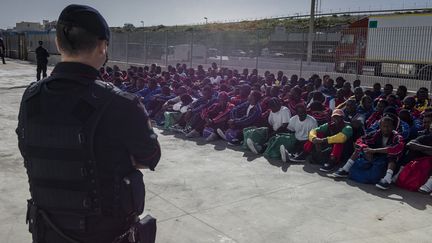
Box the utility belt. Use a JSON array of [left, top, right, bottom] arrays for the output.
[[26, 170, 155, 243]]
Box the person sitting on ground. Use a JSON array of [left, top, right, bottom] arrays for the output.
[[308, 101, 330, 126], [164, 94, 195, 130], [245, 98, 291, 154], [366, 99, 389, 128], [137, 77, 161, 107], [396, 85, 408, 101], [398, 109, 421, 141], [401, 96, 421, 119], [217, 91, 262, 145], [179, 85, 217, 133], [322, 78, 337, 97], [335, 76, 345, 89], [342, 82, 353, 99], [333, 116, 404, 190], [414, 87, 431, 112], [337, 87, 364, 109], [367, 106, 410, 141], [186, 91, 234, 140], [376, 83, 394, 101], [417, 112, 432, 136], [147, 85, 176, 119], [231, 84, 251, 105], [278, 104, 318, 162], [343, 98, 365, 141], [370, 82, 382, 101], [327, 88, 346, 111], [398, 124, 432, 194], [353, 79, 361, 89], [357, 95, 374, 122], [283, 86, 305, 116], [303, 109, 354, 172]]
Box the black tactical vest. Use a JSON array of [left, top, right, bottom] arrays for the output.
[[18, 74, 144, 235]]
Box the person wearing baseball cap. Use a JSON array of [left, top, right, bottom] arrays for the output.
[[17, 4, 160, 243], [302, 109, 354, 172]]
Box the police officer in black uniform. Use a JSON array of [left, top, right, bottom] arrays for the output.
[[16, 4, 160, 243], [36, 40, 49, 80], [0, 37, 5, 64]]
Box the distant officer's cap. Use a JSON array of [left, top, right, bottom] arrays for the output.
[[57, 4, 110, 41]]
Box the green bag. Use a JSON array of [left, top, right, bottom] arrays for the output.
[[163, 112, 181, 129], [263, 133, 297, 159], [242, 127, 269, 150]]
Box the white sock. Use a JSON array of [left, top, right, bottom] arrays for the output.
[[342, 159, 355, 172], [392, 166, 404, 183], [421, 176, 432, 190], [383, 169, 394, 183]]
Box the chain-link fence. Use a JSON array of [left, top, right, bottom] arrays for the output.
[[3, 23, 432, 92]]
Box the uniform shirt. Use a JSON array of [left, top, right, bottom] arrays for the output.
[[287, 115, 318, 141], [16, 62, 161, 241], [268, 106, 291, 131]]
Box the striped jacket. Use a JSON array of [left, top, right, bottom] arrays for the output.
[[356, 130, 404, 161], [230, 102, 262, 127]]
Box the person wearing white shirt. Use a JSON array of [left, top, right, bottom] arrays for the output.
[[280, 104, 318, 162], [246, 98, 291, 154]]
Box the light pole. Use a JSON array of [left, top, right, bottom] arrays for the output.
[[204, 17, 208, 24], [140, 20, 144, 28], [307, 0, 316, 65]]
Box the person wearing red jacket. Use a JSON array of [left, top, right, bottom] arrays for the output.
[[334, 116, 405, 190], [186, 91, 235, 141]]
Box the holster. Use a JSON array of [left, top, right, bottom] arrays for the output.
[[129, 215, 157, 243], [26, 199, 40, 242]]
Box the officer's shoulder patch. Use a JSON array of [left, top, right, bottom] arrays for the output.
[[93, 80, 137, 102], [113, 88, 137, 102], [23, 81, 42, 101]]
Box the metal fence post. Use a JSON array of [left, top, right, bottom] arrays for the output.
[[190, 29, 194, 68], [144, 32, 148, 65], [255, 30, 259, 70], [300, 32, 305, 78], [165, 32, 168, 67], [126, 32, 129, 65], [219, 32, 223, 68]]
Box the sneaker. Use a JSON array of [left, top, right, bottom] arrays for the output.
[[186, 129, 200, 138], [280, 145, 288, 163], [228, 139, 240, 146], [333, 169, 349, 178], [375, 179, 390, 190], [246, 138, 262, 154], [418, 184, 432, 194], [170, 124, 184, 132], [319, 163, 336, 172], [289, 151, 307, 163], [216, 128, 227, 141], [205, 132, 219, 142]]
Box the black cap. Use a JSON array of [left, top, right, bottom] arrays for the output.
[[57, 4, 110, 41]]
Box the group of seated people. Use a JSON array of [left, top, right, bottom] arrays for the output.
[[99, 62, 432, 194]]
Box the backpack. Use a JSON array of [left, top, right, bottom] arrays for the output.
[[349, 155, 388, 184], [396, 156, 432, 191]]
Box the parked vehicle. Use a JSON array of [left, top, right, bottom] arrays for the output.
[[335, 14, 432, 80]]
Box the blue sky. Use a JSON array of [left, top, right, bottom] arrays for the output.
[[1, 0, 431, 29]]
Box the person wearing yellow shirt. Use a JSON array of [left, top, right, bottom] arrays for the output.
[[304, 109, 354, 172]]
